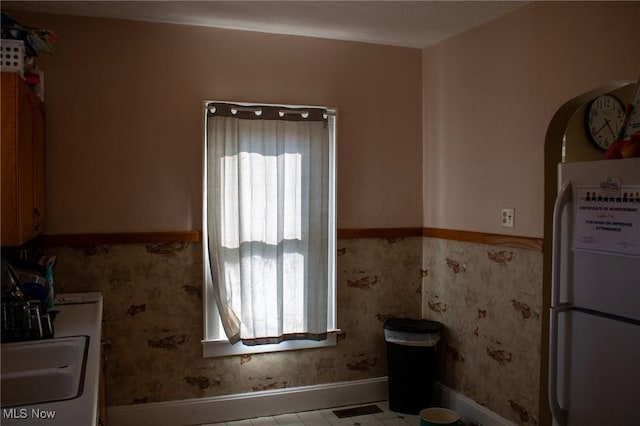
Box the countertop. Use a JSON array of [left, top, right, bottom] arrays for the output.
[[2, 292, 103, 426]]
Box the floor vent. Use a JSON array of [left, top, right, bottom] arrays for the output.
[[333, 404, 383, 418]]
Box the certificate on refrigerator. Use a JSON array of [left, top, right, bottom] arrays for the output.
[[573, 185, 640, 257]]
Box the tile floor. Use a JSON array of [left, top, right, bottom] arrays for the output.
[[199, 401, 420, 425]]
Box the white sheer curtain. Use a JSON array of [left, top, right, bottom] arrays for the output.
[[206, 103, 329, 345]]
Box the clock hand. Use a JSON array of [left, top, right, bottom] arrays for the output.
[[593, 120, 610, 136], [605, 119, 618, 138]]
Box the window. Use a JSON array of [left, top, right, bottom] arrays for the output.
[[202, 101, 337, 357]]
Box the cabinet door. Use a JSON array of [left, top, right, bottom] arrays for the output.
[[0, 73, 45, 246], [18, 83, 36, 241], [32, 91, 46, 234], [1, 74, 20, 244]]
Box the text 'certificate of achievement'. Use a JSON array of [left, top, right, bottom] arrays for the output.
[[573, 185, 640, 257]]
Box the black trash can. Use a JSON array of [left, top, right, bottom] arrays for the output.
[[384, 318, 442, 414]]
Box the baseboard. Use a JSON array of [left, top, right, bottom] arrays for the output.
[[108, 378, 515, 426], [107, 377, 389, 426], [433, 382, 516, 426]]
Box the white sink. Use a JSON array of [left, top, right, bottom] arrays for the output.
[[1, 336, 88, 407]]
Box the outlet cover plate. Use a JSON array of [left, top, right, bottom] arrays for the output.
[[501, 208, 515, 227]]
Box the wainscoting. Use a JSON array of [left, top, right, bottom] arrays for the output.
[[41, 228, 540, 425]]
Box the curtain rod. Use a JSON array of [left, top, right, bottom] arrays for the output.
[[206, 102, 334, 121]]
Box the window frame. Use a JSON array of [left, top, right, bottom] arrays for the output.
[[201, 100, 338, 358]]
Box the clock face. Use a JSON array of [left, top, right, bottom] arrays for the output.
[[585, 94, 626, 150]]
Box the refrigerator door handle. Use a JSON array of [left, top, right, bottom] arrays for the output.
[[550, 180, 571, 426], [551, 180, 571, 307], [549, 307, 567, 426]]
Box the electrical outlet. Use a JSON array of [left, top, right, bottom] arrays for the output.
[[501, 208, 515, 228]]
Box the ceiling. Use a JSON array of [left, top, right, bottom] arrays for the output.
[[2, 1, 527, 49]]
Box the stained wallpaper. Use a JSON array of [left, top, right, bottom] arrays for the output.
[[422, 238, 542, 425], [44, 238, 422, 404], [44, 236, 541, 425]]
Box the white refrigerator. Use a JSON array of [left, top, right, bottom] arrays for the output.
[[550, 157, 640, 425]]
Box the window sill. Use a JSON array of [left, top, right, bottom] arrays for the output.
[[202, 330, 339, 358]]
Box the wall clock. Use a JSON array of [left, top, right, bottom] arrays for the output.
[[584, 94, 626, 150]]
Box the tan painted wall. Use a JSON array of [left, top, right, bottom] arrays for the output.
[[422, 1, 640, 238], [8, 11, 423, 233]]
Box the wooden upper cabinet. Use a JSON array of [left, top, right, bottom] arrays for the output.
[[1, 72, 46, 246]]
